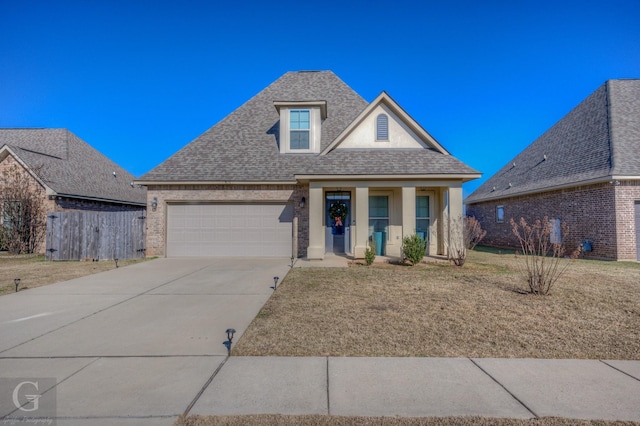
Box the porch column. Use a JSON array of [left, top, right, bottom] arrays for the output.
[[448, 184, 464, 256], [307, 184, 325, 259], [354, 185, 369, 258], [438, 188, 447, 255], [402, 186, 416, 239]]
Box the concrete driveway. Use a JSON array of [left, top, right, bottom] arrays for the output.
[[0, 257, 291, 425]]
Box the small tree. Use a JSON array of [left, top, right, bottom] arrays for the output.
[[448, 216, 466, 267], [0, 163, 47, 254], [465, 216, 487, 250], [402, 234, 426, 266], [510, 216, 576, 295]]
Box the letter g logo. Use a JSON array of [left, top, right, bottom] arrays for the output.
[[12, 380, 41, 412]]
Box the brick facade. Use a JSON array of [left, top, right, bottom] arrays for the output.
[[613, 181, 640, 260], [145, 184, 309, 258], [466, 182, 638, 260]]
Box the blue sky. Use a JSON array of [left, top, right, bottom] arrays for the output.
[[1, 1, 639, 197]]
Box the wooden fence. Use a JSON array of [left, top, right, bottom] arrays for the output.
[[46, 210, 146, 261]]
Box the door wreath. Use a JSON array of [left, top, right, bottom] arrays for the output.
[[329, 202, 349, 222]]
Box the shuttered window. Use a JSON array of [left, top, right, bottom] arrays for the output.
[[376, 114, 389, 141]]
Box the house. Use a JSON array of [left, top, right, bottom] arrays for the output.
[[137, 71, 480, 259], [0, 128, 147, 253], [465, 79, 640, 261]]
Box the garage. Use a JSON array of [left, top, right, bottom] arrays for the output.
[[166, 203, 293, 257]]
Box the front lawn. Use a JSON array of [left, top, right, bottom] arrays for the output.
[[0, 254, 148, 295], [233, 250, 640, 359]]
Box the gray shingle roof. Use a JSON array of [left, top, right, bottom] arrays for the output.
[[0, 128, 146, 205], [140, 71, 478, 182], [466, 79, 640, 204]]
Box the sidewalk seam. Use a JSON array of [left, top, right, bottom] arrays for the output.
[[326, 356, 331, 415], [3, 356, 100, 419], [599, 360, 640, 383], [468, 358, 538, 418], [183, 355, 229, 416]]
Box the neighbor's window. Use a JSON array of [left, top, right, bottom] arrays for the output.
[[496, 205, 504, 223], [550, 218, 562, 244], [290, 109, 310, 150], [376, 114, 389, 141]]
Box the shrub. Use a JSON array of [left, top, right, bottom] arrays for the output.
[[447, 217, 466, 267], [510, 216, 577, 295], [402, 234, 426, 266], [364, 239, 376, 266], [465, 216, 487, 250], [448, 216, 488, 267]]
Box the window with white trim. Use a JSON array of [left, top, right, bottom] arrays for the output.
[[290, 110, 310, 150], [416, 195, 430, 247], [277, 106, 322, 154], [376, 114, 389, 141]]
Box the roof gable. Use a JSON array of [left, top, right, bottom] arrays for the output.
[[0, 129, 146, 205], [322, 92, 449, 155]]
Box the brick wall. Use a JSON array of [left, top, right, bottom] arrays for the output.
[[145, 184, 309, 257], [0, 155, 50, 253], [466, 182, 620, 259], [614, 181, 640, 261]]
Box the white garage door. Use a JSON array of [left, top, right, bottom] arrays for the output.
[[167, 203, 293, 257]]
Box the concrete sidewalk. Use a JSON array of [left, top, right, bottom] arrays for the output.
[[191, 356, 640, 421]]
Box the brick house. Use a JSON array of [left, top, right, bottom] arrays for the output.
[[0, 128, 147, 253], [465, 80, 640, 260], [137, 71, 480, 259]]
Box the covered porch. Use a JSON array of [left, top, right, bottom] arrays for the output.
[[304, 179, 463, 260]]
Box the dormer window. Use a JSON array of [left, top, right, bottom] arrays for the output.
[[274, 100, 327, 154], [290, 110, 310, 150], [376, 114, 389, 141]]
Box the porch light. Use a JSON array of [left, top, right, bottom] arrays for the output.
[[271, 276, 279, 290], [14, 278, 20, 293], [299, 197, 306, 208], [151, 197, 158, 211]]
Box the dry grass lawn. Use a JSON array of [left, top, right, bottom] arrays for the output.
[[0, 254, 149, 295], [234, 250, 640, 359]]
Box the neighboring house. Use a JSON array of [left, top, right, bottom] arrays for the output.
[[0, 128, 147, 253], [137, 71, 480, 259], [466, 79, 640, 261]]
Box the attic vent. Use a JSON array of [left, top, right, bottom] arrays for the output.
[[376, 114, 389, 141]]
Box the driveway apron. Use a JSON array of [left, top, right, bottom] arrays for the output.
[[0, 257, 291, 425]]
